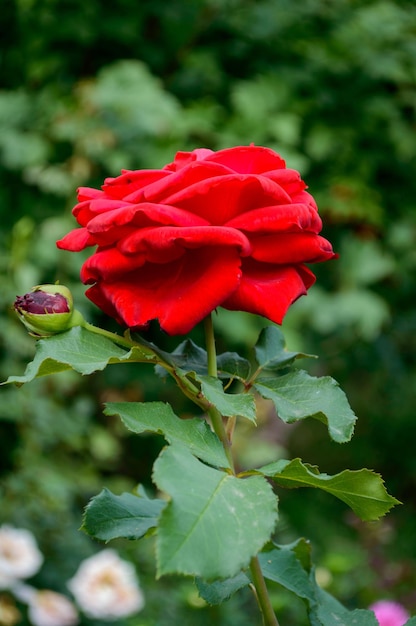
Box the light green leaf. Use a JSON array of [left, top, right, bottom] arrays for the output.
[[153, 445, 278, 579], [105, 401, 231, 469], [254, 369, 356, 443], [198, 375, 257, 423], [257, 458, 400, 521], [82, 488, 166, 541], [4, 326, 160, 385], [195, 572, 250, 605], [254, 326, 314, 372]]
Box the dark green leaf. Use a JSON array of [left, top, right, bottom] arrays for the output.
[[82, 487, 165, 541], [254, 326, 314, 372], [105, 401, 231, 469], [154, 338, 207, 378], [154, 340, 251, 382], [254, 369, 356, 443], [195, 572, 250, 605], [153, 444, 278, 579], [257, 458, 400, 521], [217, 352, 251, 381]]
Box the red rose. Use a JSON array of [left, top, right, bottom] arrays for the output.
[[57, 145, 336, 335]]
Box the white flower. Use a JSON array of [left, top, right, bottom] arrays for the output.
[[0, 526, 43, 589], [27, 590, 79, 626], [67, 550, 144, 619]]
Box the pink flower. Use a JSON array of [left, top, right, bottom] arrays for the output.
[[27, 590, 79, 626], [67, 550, 144, 619], [370, 600, 410, 626], [0, 526, 43, 589]]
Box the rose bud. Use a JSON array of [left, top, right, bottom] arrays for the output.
[[14, 284, 85, 337]]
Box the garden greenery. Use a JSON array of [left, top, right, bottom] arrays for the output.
[[1, 1, 416, 624]]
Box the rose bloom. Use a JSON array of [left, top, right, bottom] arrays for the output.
[[57, 145, 336, 335], [67, 550, 144, 619], [27, 591, 79, 626], [369, 600, 410, 626], [0, 526, 43, 589]]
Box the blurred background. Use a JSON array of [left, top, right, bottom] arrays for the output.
[[1, 0, 416, 624]]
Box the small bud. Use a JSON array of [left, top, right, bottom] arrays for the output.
[[14, 285, 85, 337]]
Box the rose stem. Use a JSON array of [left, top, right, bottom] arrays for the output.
[[203, 315, 280, 626], [249, 556, 280, 626], [203, 314, 234, 471]]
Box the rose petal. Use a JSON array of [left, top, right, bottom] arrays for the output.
[[73, 198, 131, 226], [205, 145, 286, 174], [163, 174, 292, 224], [119, 226, 251, 258], [124, 160, 235, 204], [261, 168, 307, 196], [85, 247, 242, 335], [57, 228, 96, 251], [223, 260, 316, 324], [87, 202, 209, 234], [290, 189, 318, 210], [80, 247, 148, 283], [102, 169, 170, 200], [77, 187, 104, 202], [226, 204, 322, 234], [163, 149, 215, 172], [249, 233, 336, 264]]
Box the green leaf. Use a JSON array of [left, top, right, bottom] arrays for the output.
[[259, 542, 379, 626], [105, 401, 231, 469], [198, 375, 257, 423], [254, 326, 314, 372], [258, 541, 315, 602], [254, 369, 356, 443], [257, 458, 400, 521], [404, 619, 416, 625], [217, 352, 251, 381], [153, 444, 278, 579], [195, 572, 250, 605], [154, 340, 251, 382], [311, 587, 379, 626], [154, 338, 208, 378], [4, 326, 160, 385], [82, 488, 166, 541]]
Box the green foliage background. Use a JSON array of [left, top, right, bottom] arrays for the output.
[[1, 0, 416, 623]]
